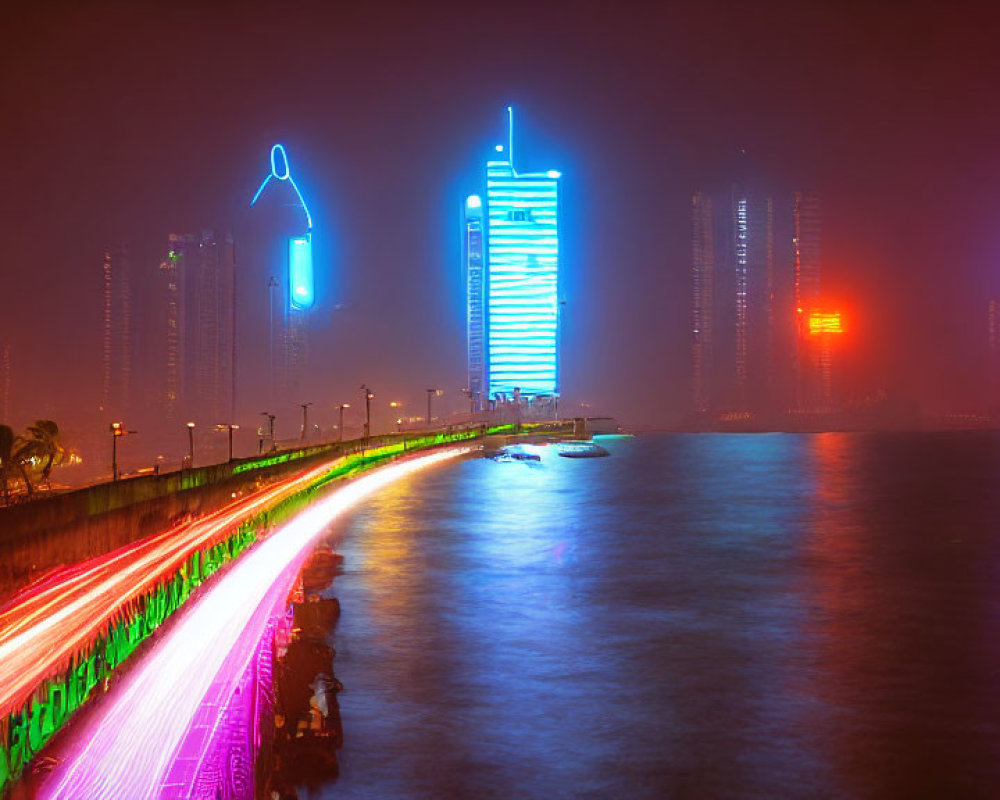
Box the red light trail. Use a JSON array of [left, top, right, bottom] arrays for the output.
[[42, 448, 468, 799], [0, 456, 346, 723]]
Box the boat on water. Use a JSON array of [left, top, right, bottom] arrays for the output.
[[555, 441, 611, 458], [488, 444, 542, 462]]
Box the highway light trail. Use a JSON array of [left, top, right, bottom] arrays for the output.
[[0, 456, 345, 723], [43, 447, 468, 800]]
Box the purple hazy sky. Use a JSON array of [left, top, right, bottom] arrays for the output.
[[2, 0, 999, 431]]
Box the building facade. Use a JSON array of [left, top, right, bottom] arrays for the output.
[[792, 191, 824, 409], [464, 195, 486, 409], [0, 344, 10, 423], [691, 192, 715, 413], [465, 107, 561, 407], [158, 231, 235, 422], [101, 243, 132, 417]]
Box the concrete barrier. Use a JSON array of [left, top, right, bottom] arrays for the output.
[[0, 422, 574, 600]]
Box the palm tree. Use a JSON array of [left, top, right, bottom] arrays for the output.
[[28, 420, 64, 486], [14, 420, 65, 495], [0, 424, 13, 505]]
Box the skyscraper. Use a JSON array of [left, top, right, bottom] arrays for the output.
[[691, 192, 715, 413], [732, 192, 750, 408], [159, 237, 186, 422], [101, 244, 132, 417], [158, 231, 235, 422], [793, 192, 823, 409], [465, 107, 561, 407], [1, 344, 10, 423], [988, 299, 999, 413], [464, 195, 486, 410]]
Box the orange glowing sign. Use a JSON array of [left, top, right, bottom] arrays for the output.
[[808, 312, 843, 335]]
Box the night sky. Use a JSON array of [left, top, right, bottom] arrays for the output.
[[2, 0, 999, 436]]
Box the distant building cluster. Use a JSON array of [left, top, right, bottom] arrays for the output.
[[689, 185, 837, 424], [100, 233, 237, 426], [97, 143, 317, 458]]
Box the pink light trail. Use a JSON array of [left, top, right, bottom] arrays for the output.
[[42, 447, 468, 800], [0, 456, 346, 722]]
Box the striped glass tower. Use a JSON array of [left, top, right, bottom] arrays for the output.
[[478, 106, 561, 400]]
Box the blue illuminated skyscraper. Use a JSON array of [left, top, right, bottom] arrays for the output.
[[465, 107, 561, 408]]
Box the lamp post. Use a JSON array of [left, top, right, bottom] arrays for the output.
[[186, 422, 196, 467], [225, 424, 239, 461], [299, 402, 313, 442], [110, 422, 124, 481], [260, 411, 276, 452], [361, 385, 373, 440], [337, 403, 349, 442], [426, 388, 441, 429]]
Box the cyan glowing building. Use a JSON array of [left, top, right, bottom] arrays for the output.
[[466, 107, 561, 405]]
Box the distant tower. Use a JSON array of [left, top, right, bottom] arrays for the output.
[[691, 192, 714, 412], [159, 231, 236, 422], [100, 244, 132, 416], [159, 237, 188, 421], [733, 192, 750, 409], [793, 191, 823, 409], [465, 195, 486, 411], [0, 344, 10, 422], [195, 230, 236, 422], [761, 198, 776, 412], [465, 107, 561, 410], [989, 299, 1000, 413]]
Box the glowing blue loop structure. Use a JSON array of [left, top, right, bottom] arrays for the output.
[[251, 144, 312, 230], [250, 143, 315, 310], [465, 106, 561, 402]]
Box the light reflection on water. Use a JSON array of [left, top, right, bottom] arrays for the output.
[[303, 433, 1000, 798]]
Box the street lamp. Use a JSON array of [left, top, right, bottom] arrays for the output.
[[426, 388, 442, 429], [337, 403, 350, 442], [110, 422, 125, 481], [260, 411, 276, 452], [360, 385, 374, 440], [299, 402, 313, 442], [185, 422, 196, 467], [219, 423, 239, 461]]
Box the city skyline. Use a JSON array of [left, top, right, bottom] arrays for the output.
[[2, 2, 999, 435], [3, 5, 1000, 798]]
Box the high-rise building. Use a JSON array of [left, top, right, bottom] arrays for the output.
[[759, 197, 776, 411], [100, 243, 132, 417], [159, 237, 186, 422], [158, 231, 235, 422], [732, 192, 750, 408], [464, 195, 486, 410], [691, 192, 715, 413], [725, 188, 777, 414], [989, 299, 1000, 413], [792, 192, 824, 409], [465, 107, 561, 406], [1, 344, 10, 423]]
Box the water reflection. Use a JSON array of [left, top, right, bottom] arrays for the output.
[[313, 434, 1000, 798], [266, 550, 344, 799], [156, 546, 346, 800], [803, 432, 1000, 796]]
